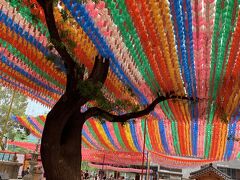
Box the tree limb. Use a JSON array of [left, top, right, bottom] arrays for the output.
[[83, 95, 198, 122], [36, 0, 80, 94], [36, 0, 74, 68], [87, 55, 110, 84], [36, 1, 110, 95]]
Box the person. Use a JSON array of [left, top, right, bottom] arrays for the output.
[[109, 175, 114, 180], [21, 170, 25, 177], [21, 167, 30, 177], [84, 170, 89, 179], [26, 167, 30, 174]]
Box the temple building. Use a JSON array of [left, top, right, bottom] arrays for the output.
[[189, 163, 231, 180]]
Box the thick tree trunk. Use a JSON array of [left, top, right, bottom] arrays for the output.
[[41, 95, 86, 180], [33, 1, 192, 179]]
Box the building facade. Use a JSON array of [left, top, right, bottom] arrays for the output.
[[214, 160, 240, 179], [158, 166, 183, 179], [183, 160, 240, 179], [189, 163, 231, 180]]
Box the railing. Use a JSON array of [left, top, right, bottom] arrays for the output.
[[0, 151, 16, 162]]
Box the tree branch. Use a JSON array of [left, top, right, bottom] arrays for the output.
[[36, 1, 110, 95], [36, 0, 74, 68], [36, 0, 81, 94], [87, 55, 109, 84], [83, 94, 198, 122], [65, 62, 85, 93]]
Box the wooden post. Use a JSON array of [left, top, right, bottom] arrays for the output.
[[101, 153, 105, 180], [141, 119, 147, 180], [102, 153, 105, 170], [147, 152, 150, 180]]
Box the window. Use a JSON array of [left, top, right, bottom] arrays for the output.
[[159, 166, 182, 173], [218, 167, 237, 179]]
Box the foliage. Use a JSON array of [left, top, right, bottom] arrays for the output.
[[0, 87, 29, 150], [8, 145, 29, 154], [60, 9, 69, 22], [81, 161, 96, 171], [77, 80, 140, 114]]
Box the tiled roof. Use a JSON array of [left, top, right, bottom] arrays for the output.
[[189, 164, 232, 180]]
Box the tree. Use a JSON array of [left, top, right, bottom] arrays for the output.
[[34, 1, 197, 179], [0, 87, 29, 150]]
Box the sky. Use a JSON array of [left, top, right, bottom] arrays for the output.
[[24, 99, 50, 143], [26, 99, 50, 116]]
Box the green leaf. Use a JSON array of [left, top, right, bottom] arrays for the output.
[[0, 87, 28, 150]]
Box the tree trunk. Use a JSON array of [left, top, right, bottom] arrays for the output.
[[0, 140, 5, 151], [41, 95, 86, 180]]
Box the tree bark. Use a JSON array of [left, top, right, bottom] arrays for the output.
[[34, 1, 111, 178], [41, 95, 86, 180], [83, 94, 198, 122], [34, 1, 198, 179]]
